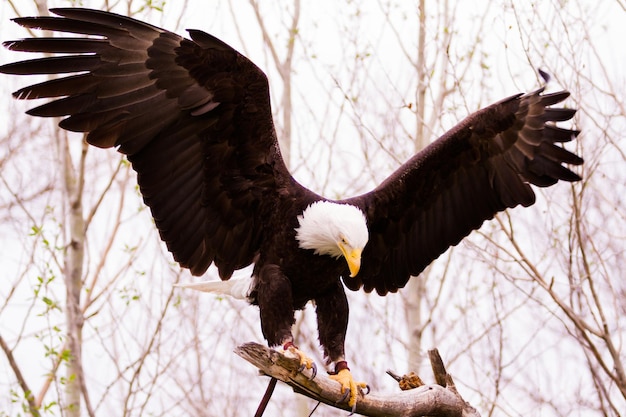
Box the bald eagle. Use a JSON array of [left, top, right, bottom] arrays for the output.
[[1, 8, 582, 408]]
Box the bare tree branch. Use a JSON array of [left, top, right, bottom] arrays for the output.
[[0, 334, 40, 417], [235, 342, 480, 417]]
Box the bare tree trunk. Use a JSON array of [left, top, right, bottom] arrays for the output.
[[61, 133, 88, 417], [32, 2, 89, 414], [404, 0, 429, 373]]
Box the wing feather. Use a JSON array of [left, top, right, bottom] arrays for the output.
[[1, 8, 292, 278], [344, 87, 582, 294], [12, 74, 96, 100]]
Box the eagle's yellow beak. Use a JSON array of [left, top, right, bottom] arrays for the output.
[[338, 242, 362, 277]]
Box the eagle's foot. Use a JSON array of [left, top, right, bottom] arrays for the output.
[[283, 342, 317, 379], [328, 362, 368, 411]]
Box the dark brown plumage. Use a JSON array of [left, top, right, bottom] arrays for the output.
[[1, 8, 582, 406], [345, 90, 582, 294]]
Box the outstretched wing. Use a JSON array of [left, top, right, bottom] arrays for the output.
[[344, 88, 582, 294], [1, 8, 295, 278]]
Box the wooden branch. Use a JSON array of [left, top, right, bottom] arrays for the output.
[[235, 342, 480, 417]]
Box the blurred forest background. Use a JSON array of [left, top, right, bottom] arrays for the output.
[[0, 0, 624, 416]]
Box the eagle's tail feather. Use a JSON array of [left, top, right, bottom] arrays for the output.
[[174, 276, 251, 300]]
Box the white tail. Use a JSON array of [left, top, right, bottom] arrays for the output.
[[175, 275, 252, 300]]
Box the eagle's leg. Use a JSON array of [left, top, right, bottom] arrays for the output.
[[315, 284, 369, 409], [328, 363, 369, 411], [257, 265, 316, 378]]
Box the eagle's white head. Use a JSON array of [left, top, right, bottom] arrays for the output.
[[295, 201, 369, 277]]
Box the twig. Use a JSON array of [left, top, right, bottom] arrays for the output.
[[428, 349, 448, 387], [0, 334, 41, 417]]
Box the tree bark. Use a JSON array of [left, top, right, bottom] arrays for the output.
[[404, 0, 429, 373], [235, 342, 480, 417], [61, 134, 86, 417]]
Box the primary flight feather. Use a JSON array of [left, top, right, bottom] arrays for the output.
[[0, 8, 583, 409]]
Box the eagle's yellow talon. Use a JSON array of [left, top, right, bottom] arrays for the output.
[[285, 345, 317, 379], [328, 368, 367, 408]]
